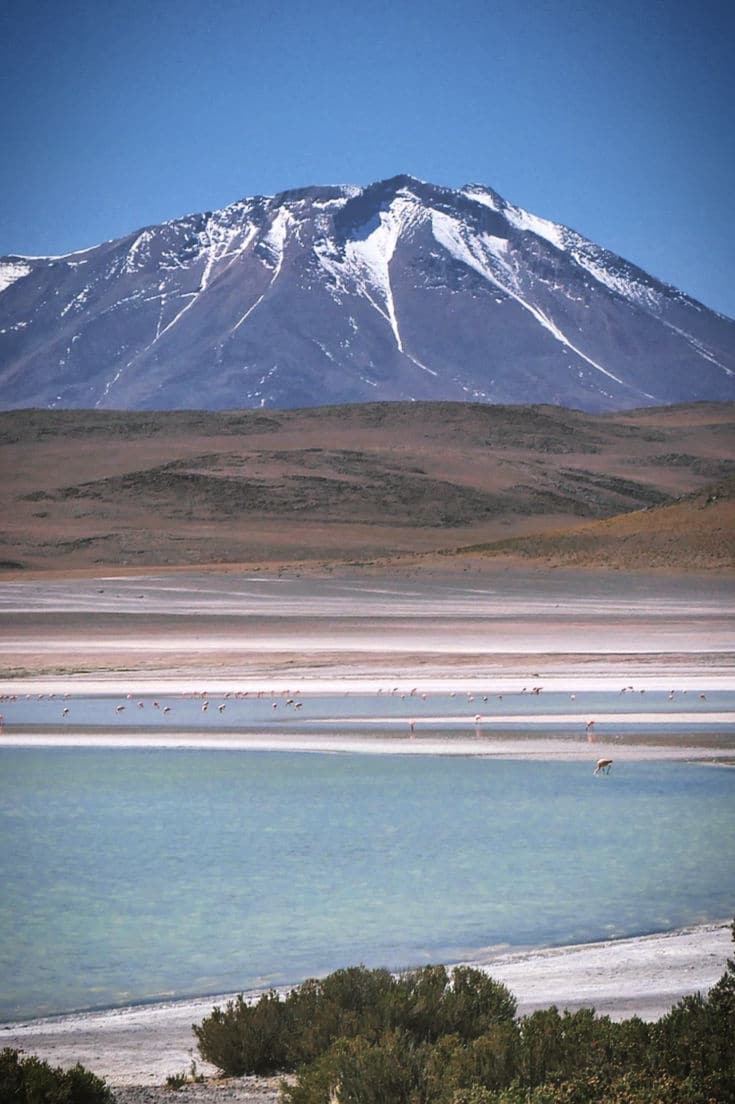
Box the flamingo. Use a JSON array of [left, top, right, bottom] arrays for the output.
[[594, 758, 613, 776]]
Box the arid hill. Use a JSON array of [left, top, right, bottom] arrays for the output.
[[1, 401, 733, 574], [461, 476, 735, 572]]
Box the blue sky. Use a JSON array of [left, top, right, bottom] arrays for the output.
[[1, 0, 733, 316]]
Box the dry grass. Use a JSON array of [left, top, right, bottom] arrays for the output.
[[463, 478, 735, 571], [1, 401, 733, 574]]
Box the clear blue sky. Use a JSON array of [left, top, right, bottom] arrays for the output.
[[1, 0, 733, 316]]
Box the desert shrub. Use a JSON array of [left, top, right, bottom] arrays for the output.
[[165, 1069, 189, 1090], [195, 964, 517, 1076], [517, 1006, 614, 1088], [285, 966, 401, 1063], [0, 1047, 112, 1104], [165, 1059, 205, 1090], [421, 1026, 521, 1101], [400, 966, 517, 1043], [450, 1089, 496, 1104], [281, 1030, 431, 1104], [193, 989, 290, 1075], [445, 1071, 716, 1104]]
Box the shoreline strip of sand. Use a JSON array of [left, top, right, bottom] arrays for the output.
[[2, 731, 734, 760]]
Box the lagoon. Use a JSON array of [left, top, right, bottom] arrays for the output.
[[1, 747, 733, 1023]]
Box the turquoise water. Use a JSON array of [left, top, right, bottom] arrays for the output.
[[1, 748, 734, 1022]]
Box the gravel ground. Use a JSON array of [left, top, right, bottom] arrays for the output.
[[112, 1074, 285, 1103]]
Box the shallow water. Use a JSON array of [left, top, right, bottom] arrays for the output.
[[3, 688, 734, 731], [1, 748, 733, 1022]]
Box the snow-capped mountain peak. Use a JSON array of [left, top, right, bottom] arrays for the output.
[[0, 176, 733, 410]]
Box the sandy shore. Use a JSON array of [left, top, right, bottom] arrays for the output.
[[3, 922, 731, 1094], [3, 730, 735, 763]]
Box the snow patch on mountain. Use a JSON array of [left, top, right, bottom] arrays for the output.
[[231, 213, 292, 332], [314, 194, 429, 367], [431, 210, 641, 391], [565, 240, 661, 310], [0, 260, 32, 294], [124, 229, 156, 273], [505, 205, 567, 250], [259, 208, 293, 270], [461, 185, 502, 212]]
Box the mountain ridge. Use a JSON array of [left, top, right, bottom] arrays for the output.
[[1, 175, 734, 412]]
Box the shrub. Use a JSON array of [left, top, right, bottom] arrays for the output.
[[195, 964, 517, 1076], [433, 1024, 521, 1098], [450, 1089, 496, 1104], [281, 1030, 430, 1104], [193, 989, 290, 1075], [165, 1059, 205, 1090], [400, 966, 517, 1044], [0, 1047, 112, 1104]]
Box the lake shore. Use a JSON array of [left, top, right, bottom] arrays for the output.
[[3, 728, 735, 762], [3, 922, 731, 1093]]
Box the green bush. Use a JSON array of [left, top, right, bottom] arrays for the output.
[[402, 966, 517, 1043], [0, 1047, 112, 1104], [195, 964, 517, 1076], [281, 1030, 431, 1104], [193, 989, 291, 1075]]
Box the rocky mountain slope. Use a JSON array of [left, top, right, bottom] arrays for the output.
[[1, 176, 733, 412]]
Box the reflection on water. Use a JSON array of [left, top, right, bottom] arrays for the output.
[[1, 748, 733, 1022]]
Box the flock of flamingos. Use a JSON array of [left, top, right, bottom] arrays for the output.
[[0, 683, 629, 774]]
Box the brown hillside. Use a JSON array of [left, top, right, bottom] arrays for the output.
[[464, 477, 735, 572], [1, 402, 733, 573]]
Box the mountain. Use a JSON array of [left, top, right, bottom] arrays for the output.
[[1, 175, 734, 412]]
